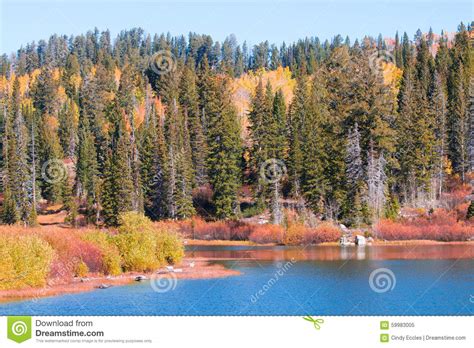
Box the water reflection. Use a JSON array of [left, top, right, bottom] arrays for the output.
[[186, 244, 474, 261]]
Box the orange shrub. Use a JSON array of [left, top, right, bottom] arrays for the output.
[[230, 222, 252, 240], [249, 224, 285, 244], [283, 224, 305, 245], [303, 222, 342, 245], [375, 209, 474, 241], [162, 217, 253, 241]]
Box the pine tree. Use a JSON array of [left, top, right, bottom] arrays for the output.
[[447, 60, 469, 181], [139, 100, 169, 220], [38, 116, 65, 203], [75, 110, 100, 222], [164, 99, 195, 219], [58, 99, 78, 158], [345, 123, 365, 225], [287, 75, 308, 195], [206, 76, 242, 218], [179, 57, 207, 186], [430, 71, 448, 198], [267, 89, 287, 224], [248, 78, 268, 180], [301, 73, 327, 215], [4, 79, 33, 224], [118, 66, 143, 212], [101, 104, 134, 226]]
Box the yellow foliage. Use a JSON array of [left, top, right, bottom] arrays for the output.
[[52, 68, 61, 82], [0, 75, 8, 97], [232, 66, 296, 140], [0, 234, 54, 290], [57, 86, 67, 105], [114, 68, 121, 86], [29, 69, 41, 84], [382, 62, 402, 90], [45, 115, 59, 131], [70, 74, 82, 91], [134, 102, 146, 128], [17, 74, 30, 97], [20, 98, 34, 112]]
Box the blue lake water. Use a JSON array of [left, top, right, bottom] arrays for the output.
[[0, 245, 473, 315]]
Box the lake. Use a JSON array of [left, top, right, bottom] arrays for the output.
[[0, 244, 473, 315]]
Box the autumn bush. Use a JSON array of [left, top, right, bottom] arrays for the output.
[[303, 222, 342, 244], [0, 234, 54, 290], [155, 229, 184, 265], [82, 230, 122, 276], [375, 209, 474, 241], [115, 212, 184, 272], [283, 223, 306, 245], [39, 228, 103, 279], [161, 217, 252, 241], [249, 224, 285, 244]]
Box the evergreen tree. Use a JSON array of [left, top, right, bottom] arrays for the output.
[[4, 79, 33, 224], [139, 100, 169, 220], [179, 58, 207, 186], [75, 109, 100, 222], [101, 104, 134, 226], [206, 76, 242, 218], [164, 99, 195, 219], [345, 123, 365, 225], [447, 60, 469, 181]]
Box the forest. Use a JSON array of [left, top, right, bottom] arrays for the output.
[[0, 23, 473, 231]]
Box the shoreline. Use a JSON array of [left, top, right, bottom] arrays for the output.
[[2, 239, 473, 304], [185, 239, 474, 247], [0, 258, 240, 304]]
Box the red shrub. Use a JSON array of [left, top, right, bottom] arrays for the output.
[[229, 222, 252, 240], [38, 229, 103, 279], [375, 209, 474, 241], [303, 222, 342, 244], [179, 217, 231, 240]]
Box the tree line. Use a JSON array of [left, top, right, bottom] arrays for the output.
[[0, 23, 472, 226]]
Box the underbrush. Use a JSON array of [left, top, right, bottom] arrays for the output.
[[115, 212, 184, 272], [375, 209, 474, 241], [0, 212, 184, 290], [159, 217, 342, 245], [0, 233, 54, 290]]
